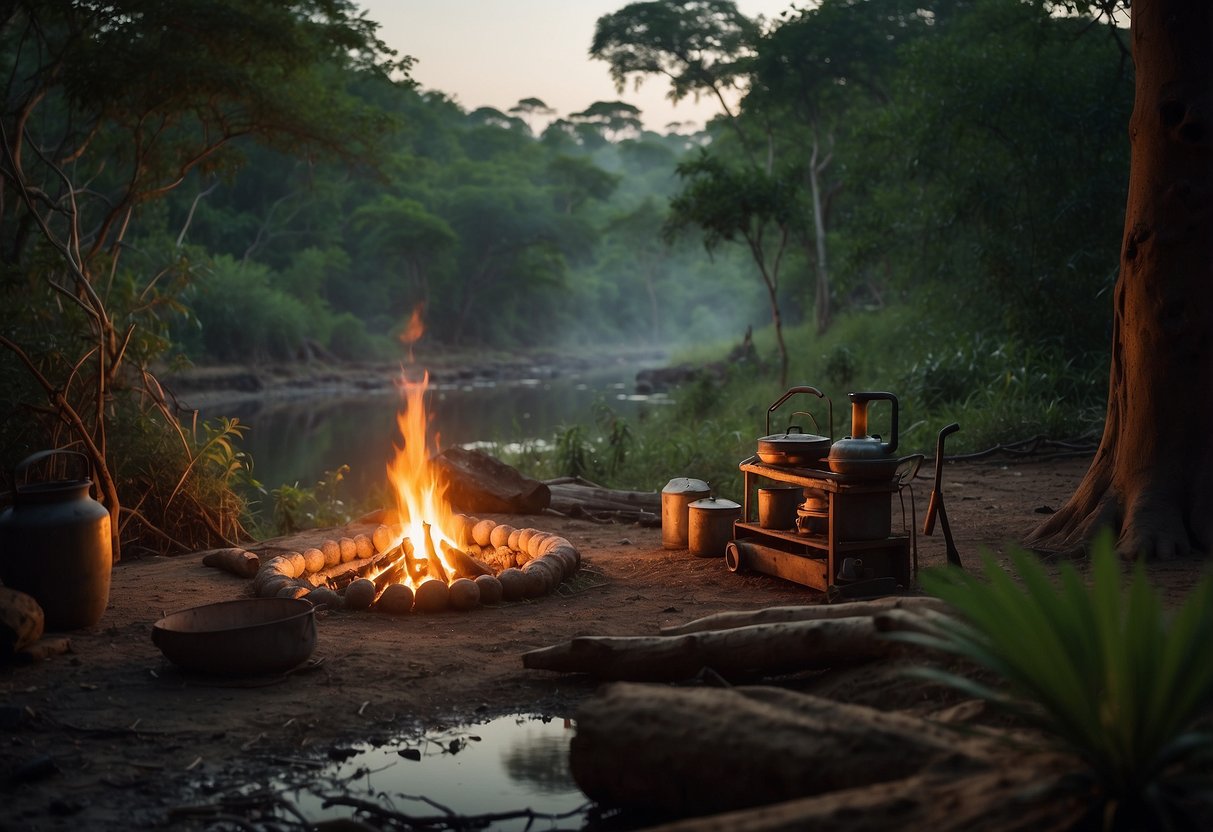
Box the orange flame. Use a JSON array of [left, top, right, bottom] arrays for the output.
[[382, 368, 462, 588]]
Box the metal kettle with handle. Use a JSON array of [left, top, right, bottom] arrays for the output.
[[827, 392, 900, 477]]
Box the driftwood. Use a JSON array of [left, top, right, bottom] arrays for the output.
[[659, 595, 950, 636], [570, 683, 1002, 818], [522, 608, 942, 681], [433, 448, 549, 514]]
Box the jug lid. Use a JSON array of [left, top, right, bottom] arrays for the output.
[[663, 477, 710, 494], [689, 496, 740, 511]]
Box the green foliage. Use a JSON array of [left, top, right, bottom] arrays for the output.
[[270, 464, 352, 535], [899, 535, 1213, 827]]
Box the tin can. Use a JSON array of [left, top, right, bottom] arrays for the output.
[[661, 478, 710, 549]]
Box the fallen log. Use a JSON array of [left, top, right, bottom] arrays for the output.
[[570, 682, 1001, 818], [659, 595, 950, 636], [545, 482, 660, 512], [630, 754, 1084, 832], [433, 448, 549, 514], [200, 547, 260, 579], [522, 609, 942, 681]]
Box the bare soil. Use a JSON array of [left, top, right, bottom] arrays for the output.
[[1, 456, 1207, 830]]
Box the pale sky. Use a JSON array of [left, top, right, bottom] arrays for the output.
[[356, 0, 796, 132]]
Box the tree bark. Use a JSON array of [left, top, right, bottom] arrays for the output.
[[569, 683, 1001, 818], [1027, 1, 1213, 558]]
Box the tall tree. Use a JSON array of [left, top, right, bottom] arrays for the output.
[[666, 152, 802, 386], [591, 0, 759, 159], [1028, 0, 1212, 558], [0, 0, 407, 557]]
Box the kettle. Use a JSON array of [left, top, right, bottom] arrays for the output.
[[827, 392, 900, 477]]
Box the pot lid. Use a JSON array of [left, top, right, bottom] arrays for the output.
[[758, 431, 830, 445], [662, 477, 710, 495], [689, 497, 740, 511]]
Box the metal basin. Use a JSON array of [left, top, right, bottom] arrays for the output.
[[152, 597, 317, 676]]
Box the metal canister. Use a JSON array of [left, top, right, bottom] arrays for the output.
[[688, 497, 741, 559], [661, 477, 710, 549], [0, 450, 112, 630]]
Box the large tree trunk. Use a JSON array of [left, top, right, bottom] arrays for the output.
[[1027, 1, 1213, 559]]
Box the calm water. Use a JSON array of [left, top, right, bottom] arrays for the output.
[[206, 365, 668, 511], [280, 714, 590, 829]]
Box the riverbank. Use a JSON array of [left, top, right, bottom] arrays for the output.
[[158, 346, 670, 411]]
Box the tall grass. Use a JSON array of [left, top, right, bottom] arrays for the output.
[[505, 304, 1108, 499]]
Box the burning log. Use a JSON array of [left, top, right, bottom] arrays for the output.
[[440, 541, 493, 579]]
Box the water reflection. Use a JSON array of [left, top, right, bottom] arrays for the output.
[[204, 368, 669, 511], [281, 714, 588, 830]]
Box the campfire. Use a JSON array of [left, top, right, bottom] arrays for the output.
[[247, 351, 580, 614]]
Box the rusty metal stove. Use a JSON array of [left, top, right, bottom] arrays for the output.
[[729, 452, 920, 599]]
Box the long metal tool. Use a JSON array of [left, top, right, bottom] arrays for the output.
[[923, 423, 962, 568]]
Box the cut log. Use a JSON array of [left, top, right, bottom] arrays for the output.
[[0, 588, 45, 656], [660, 596, 950, 636], [522, 610, 944, 681], [433, 448, 550, 514], [200, 547, 260, 579], [629, 754, 1084, 832], [570, 683, 1001, 818]]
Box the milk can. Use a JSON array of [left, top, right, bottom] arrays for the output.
[[661, 477, 710, 549], [688, 496, 741, 559], [0, 450, 112, 629]]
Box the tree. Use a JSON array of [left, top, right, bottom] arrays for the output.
[[666, 152, 802, 386], [0, 0, 408, 558], [1027, 0, 1212, 559], [745, 0, 936, 334], [591, 0, 759, 159]]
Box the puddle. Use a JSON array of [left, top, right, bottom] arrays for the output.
[[282, 714, 591, 830]]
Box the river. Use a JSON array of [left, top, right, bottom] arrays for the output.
[[205, 362, 669, 515]]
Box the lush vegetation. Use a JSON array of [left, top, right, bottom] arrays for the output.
[[897, 535, 1213, 829], [1, 0, 1131, 546]]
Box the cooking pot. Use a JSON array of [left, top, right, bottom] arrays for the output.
[[758, 486, 802, 530], [152, 597, 317, 676], [756, 386, 833, 467]]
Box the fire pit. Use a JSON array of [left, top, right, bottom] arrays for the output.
[[249, 517, 580, 614], [246, 346, 580, 614]]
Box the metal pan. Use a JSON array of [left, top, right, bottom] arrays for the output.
[[152, 597, 317, 676]]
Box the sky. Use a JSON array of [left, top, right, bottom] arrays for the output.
[[356, 0, 797, 132]]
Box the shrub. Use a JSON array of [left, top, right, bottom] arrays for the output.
[[898, 534, 1213, 828]]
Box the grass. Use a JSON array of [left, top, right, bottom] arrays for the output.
[[504, 304, 1108, 499]]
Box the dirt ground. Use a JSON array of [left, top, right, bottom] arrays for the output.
[[1, 455, 1208, 830]]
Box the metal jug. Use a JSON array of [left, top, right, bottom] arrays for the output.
[[0, 450, 112, 629]]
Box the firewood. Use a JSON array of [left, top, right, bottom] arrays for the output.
[[569, 683, 1000, 818], [433, 447, 550, 513], [659, 596, 950, 636], [440, 541, 493, 579], [522, 614, 935, 681], [0, 588, 45, 656], [200, 547, 260, 579]]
